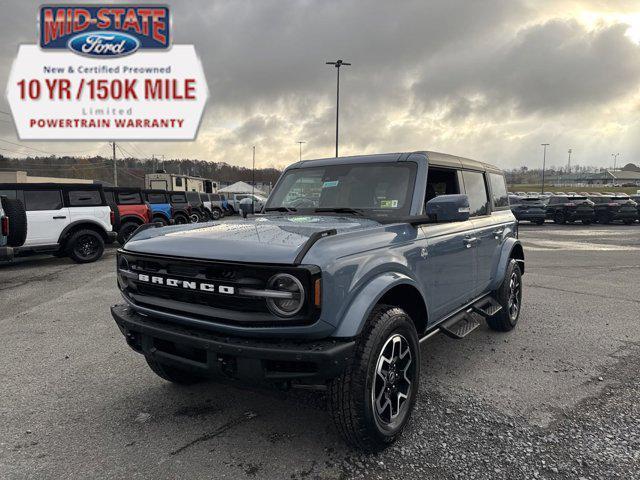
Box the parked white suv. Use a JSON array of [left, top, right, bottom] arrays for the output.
[[0, 183, 117, 263]]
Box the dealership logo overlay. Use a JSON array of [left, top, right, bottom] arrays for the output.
[[40, 5, 170, 57], [6, 5, 207, 140]]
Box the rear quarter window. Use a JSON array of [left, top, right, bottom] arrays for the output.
[[488, 173, 509, 208], [170, 193, 187, 202], [147, 193, 167, 203], [69, 190, 102, 207], [462, 170, 489, 216], [117, 192, 142, 204], [24, 190, 63, 211]]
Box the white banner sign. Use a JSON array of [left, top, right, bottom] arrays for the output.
[[6, 44, 208, 140]]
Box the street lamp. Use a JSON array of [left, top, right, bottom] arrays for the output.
[[566, 148, 572, 187], [297, 141, 306, 161], [541, 143, 550, 194], [326, 59, 351, 157]]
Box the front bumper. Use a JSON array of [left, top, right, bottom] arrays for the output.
[[111, 303, 355, 384], [0, 245, 13, 261]]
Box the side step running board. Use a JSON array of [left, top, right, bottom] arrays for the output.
[[438, 296, 503, 339]]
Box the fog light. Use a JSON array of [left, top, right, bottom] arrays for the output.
[[266, 273, 304, 317]]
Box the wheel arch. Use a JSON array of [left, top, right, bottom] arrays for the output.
[[120, 215, 145, 226], [490, 238, 525, 291], [59, 220, 109, 244], [332, 272, 429, 338]]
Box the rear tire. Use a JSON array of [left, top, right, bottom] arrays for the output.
[[211, 208, 222, 220], [190, 211, 202, 223], [554, 212, 566, 224], [1, 197, 28, 247], [328, 305, 420, 452], [145, 356, 205, 385], [66, 229, 105, 263], [534, 218, 545, 225], [581, 219, 592, 225], [153, 216, 168, 226], [487, 259, 522, 332], [173, 213, 189, 225], [117, 221, 140, 244], [623, 219, 634, 225]]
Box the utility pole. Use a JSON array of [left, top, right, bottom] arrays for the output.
[[566, 149, 572, 187], [112, 141, 118, 186], [326, 59, 351, 157], [252, 146, 256, 207], [541, 143, 550, 194], [297, 141, 306, 161], [611, 153, 620, 186]]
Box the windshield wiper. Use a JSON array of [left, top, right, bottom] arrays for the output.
[[314, 207, 366, 217], [265, 206, 297, 213]]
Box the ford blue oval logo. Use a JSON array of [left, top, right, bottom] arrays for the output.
[[67, 31, 140, 58]]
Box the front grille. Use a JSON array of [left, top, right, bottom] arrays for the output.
[[117, 251, 320, 328]]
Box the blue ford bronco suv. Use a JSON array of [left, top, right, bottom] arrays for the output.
[[111, 151, 524, 451]]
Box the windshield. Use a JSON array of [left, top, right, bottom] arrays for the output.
[[265, 162, 417, 218]]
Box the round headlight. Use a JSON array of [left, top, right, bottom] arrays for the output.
[[266, 273, 305, 317]]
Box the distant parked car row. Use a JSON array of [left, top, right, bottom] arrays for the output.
[[0, 183, 259, 264], [509, 191, 639, 225]]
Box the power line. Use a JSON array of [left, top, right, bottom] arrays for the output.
[[0, 138, 52, 154]]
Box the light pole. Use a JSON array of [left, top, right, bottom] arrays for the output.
[[566, 148, 572, 187], [252, 146, 256, 202], [297, 141, 306, 161], [326, 59, 351, 157], [541, 144, 550, 194], [611, 153, 620, 186]]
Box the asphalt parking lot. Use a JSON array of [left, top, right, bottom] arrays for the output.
[[1, 224, 639, 479]]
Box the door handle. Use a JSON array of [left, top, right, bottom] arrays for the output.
[[53, 216, 67, 219], [463, 237, 477, 248]]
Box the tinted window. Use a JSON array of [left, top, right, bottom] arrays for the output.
[[117, 192, 142, 204], [24, 190, 62, 211], [199, 193, 209, 201], [186, 191, 201, 203], [104, 191, 115, 204], [147, 193, 167, 203], [488, 173, 509, 208], [170, 193, 186, 202], [0, 189, 17, 199], [210, 194, 220, 201], [462, 171, 489, 216], [69, 190, 102, 206]]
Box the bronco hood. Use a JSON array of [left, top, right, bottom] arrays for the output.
[[123, 215, 381, 264]]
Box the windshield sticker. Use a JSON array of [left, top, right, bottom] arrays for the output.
[[380, 199, 399, 208], [322, 180, 339, 188]]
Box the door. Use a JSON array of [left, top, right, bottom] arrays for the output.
[[461, 170, 500, 296], [418, 222, 477, 322], [415, 166, 476, 323], [23, 189, 69, 245]]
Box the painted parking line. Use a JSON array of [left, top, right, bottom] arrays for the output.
[[523, 239, 640, 251]]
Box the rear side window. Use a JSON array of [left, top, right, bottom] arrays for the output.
[[117, 192, 142, 204], [104, 191, 115, 204], [170, 193, 186, 202], [24, 190, 63, 211], [210, 194, 220, 201], [199, 193, 209, 201], [69, 190, 102, 206], [147, 193, 167, 203], [488, 173, 509, 208], [462, 171, 489, 216], [0, 189, 17, 199]]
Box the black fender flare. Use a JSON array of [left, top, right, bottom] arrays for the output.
[[58, 220, 109, 244]]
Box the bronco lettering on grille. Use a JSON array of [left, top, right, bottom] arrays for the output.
[[137, 273, 235, 294]]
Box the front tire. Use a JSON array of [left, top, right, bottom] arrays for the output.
[[554, 212, 566, 224], [328, 305, 419, 452], [117, 221, 140, 245], [66, 229, 105, 263], [582, 219, 592, 225], [190, 211, 202, 223], [211, 208, 222, 220], [153, 216, 168, 226], [487, 259, 522, 332], [173, 213, 189, 225], [145, 356, 205, 385]]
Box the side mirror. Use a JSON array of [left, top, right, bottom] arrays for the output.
[[426, 194, 470, 223]]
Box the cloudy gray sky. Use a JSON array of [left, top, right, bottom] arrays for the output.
[[1, 0, 639, 170]]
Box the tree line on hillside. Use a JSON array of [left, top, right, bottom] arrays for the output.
[[0, 155, 282, 188], [504, 163, 638, 185]]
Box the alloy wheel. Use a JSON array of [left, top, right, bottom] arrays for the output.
[[372, 334, 414, 431], [75, 234, 99, 260], [508, 271, 521, 320]]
